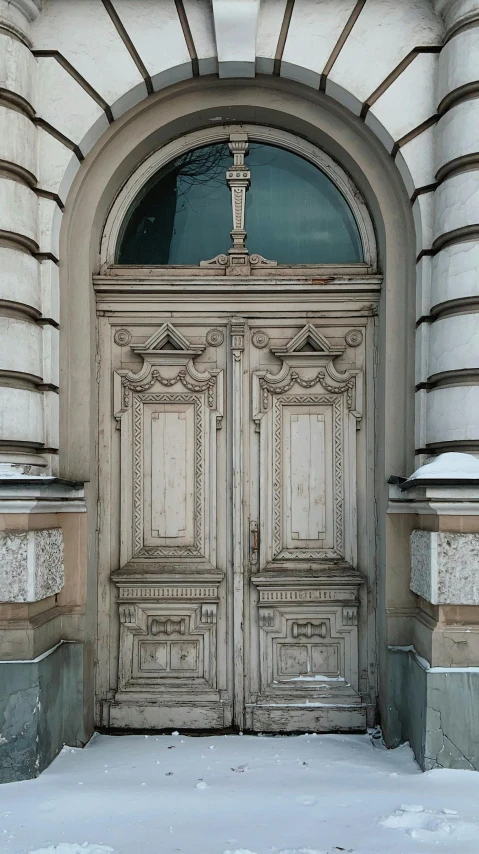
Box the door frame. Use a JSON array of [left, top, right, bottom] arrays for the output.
[[95, 287, 380, 730]]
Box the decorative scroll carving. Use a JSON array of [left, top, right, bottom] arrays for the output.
[[260, 370, 355, 409], [122, 365, 217, 409], [258, 324, 356, 411]]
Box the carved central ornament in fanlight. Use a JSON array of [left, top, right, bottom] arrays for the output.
[[200, 132, 277, 276]]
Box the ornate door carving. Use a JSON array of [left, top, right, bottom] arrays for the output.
[[98, 315, 371, 732], [245, 320, 367, 731], [104, 321, 228, 729]]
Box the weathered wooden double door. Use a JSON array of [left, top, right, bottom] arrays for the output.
[[97, 303, 373, 732]]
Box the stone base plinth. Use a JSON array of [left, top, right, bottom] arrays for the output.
[[385, 646, 479, 771], [0, 641, 87, 784]]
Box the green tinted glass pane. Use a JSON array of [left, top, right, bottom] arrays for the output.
[[245, 144, 363, 264], [117, 141, 363, 265], [117, 144, 231, 265]]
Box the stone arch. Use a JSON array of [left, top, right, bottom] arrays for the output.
[[58, 76, 417, 739], [59, 76, 415, 477], [33, 0, 442, 271]]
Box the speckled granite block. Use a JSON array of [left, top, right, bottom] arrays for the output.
[[410, 530, 479, 605], [0, 529, 64, 602]]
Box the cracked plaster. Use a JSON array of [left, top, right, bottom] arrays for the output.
[[426, 385, 479, 443], [433, 171, 479, 242], [437, 27, 479, 106], [431, 242, 479, 308], [387, 647, 479, 771], [436, 99, 479, 172], [429, 313, 479, 375]]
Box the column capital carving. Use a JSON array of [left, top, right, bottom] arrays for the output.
[[434, 0, 479, 37]]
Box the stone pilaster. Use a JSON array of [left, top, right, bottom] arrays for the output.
[[425, 0, 479, 454], [0, 0, 59, 477]]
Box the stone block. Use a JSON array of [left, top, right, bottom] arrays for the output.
[[0, 386, 44, 445], [0, 177, 38, 245], [0, 529, 64, 603], [426, 386, 479, 445], [410, 530, 479, 605], [0, 316, 42, 380]]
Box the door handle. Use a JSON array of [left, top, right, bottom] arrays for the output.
[[250, 520, 259, 564]]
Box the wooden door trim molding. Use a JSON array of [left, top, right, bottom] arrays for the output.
[[230, 316, 246, 728]]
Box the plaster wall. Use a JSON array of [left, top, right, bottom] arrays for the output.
[[1, 0, 479, 778]]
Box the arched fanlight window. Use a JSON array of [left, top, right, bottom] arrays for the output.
[[116, 134, 365, 271]]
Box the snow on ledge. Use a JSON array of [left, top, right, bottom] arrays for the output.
[[389, 645, 479, 673], [402, 452, 479, 488]]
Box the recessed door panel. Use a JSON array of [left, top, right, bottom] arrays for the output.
[[145, 403, 195, 546]]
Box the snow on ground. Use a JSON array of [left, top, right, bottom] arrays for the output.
[[1, 732, 479, 854]]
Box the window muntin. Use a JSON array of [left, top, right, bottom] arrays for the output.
[[116, 141, 364, 266]]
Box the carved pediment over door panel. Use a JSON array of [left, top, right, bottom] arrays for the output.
[[112, 323, 224, 571], [252, 325, 363, 569]]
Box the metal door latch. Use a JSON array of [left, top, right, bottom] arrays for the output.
[[250, 520, 259, 564]]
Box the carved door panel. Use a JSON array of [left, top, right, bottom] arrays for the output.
[[244, 319, 367, 732], [102, 320, 230, 730], [98, 314, 370, 733]]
